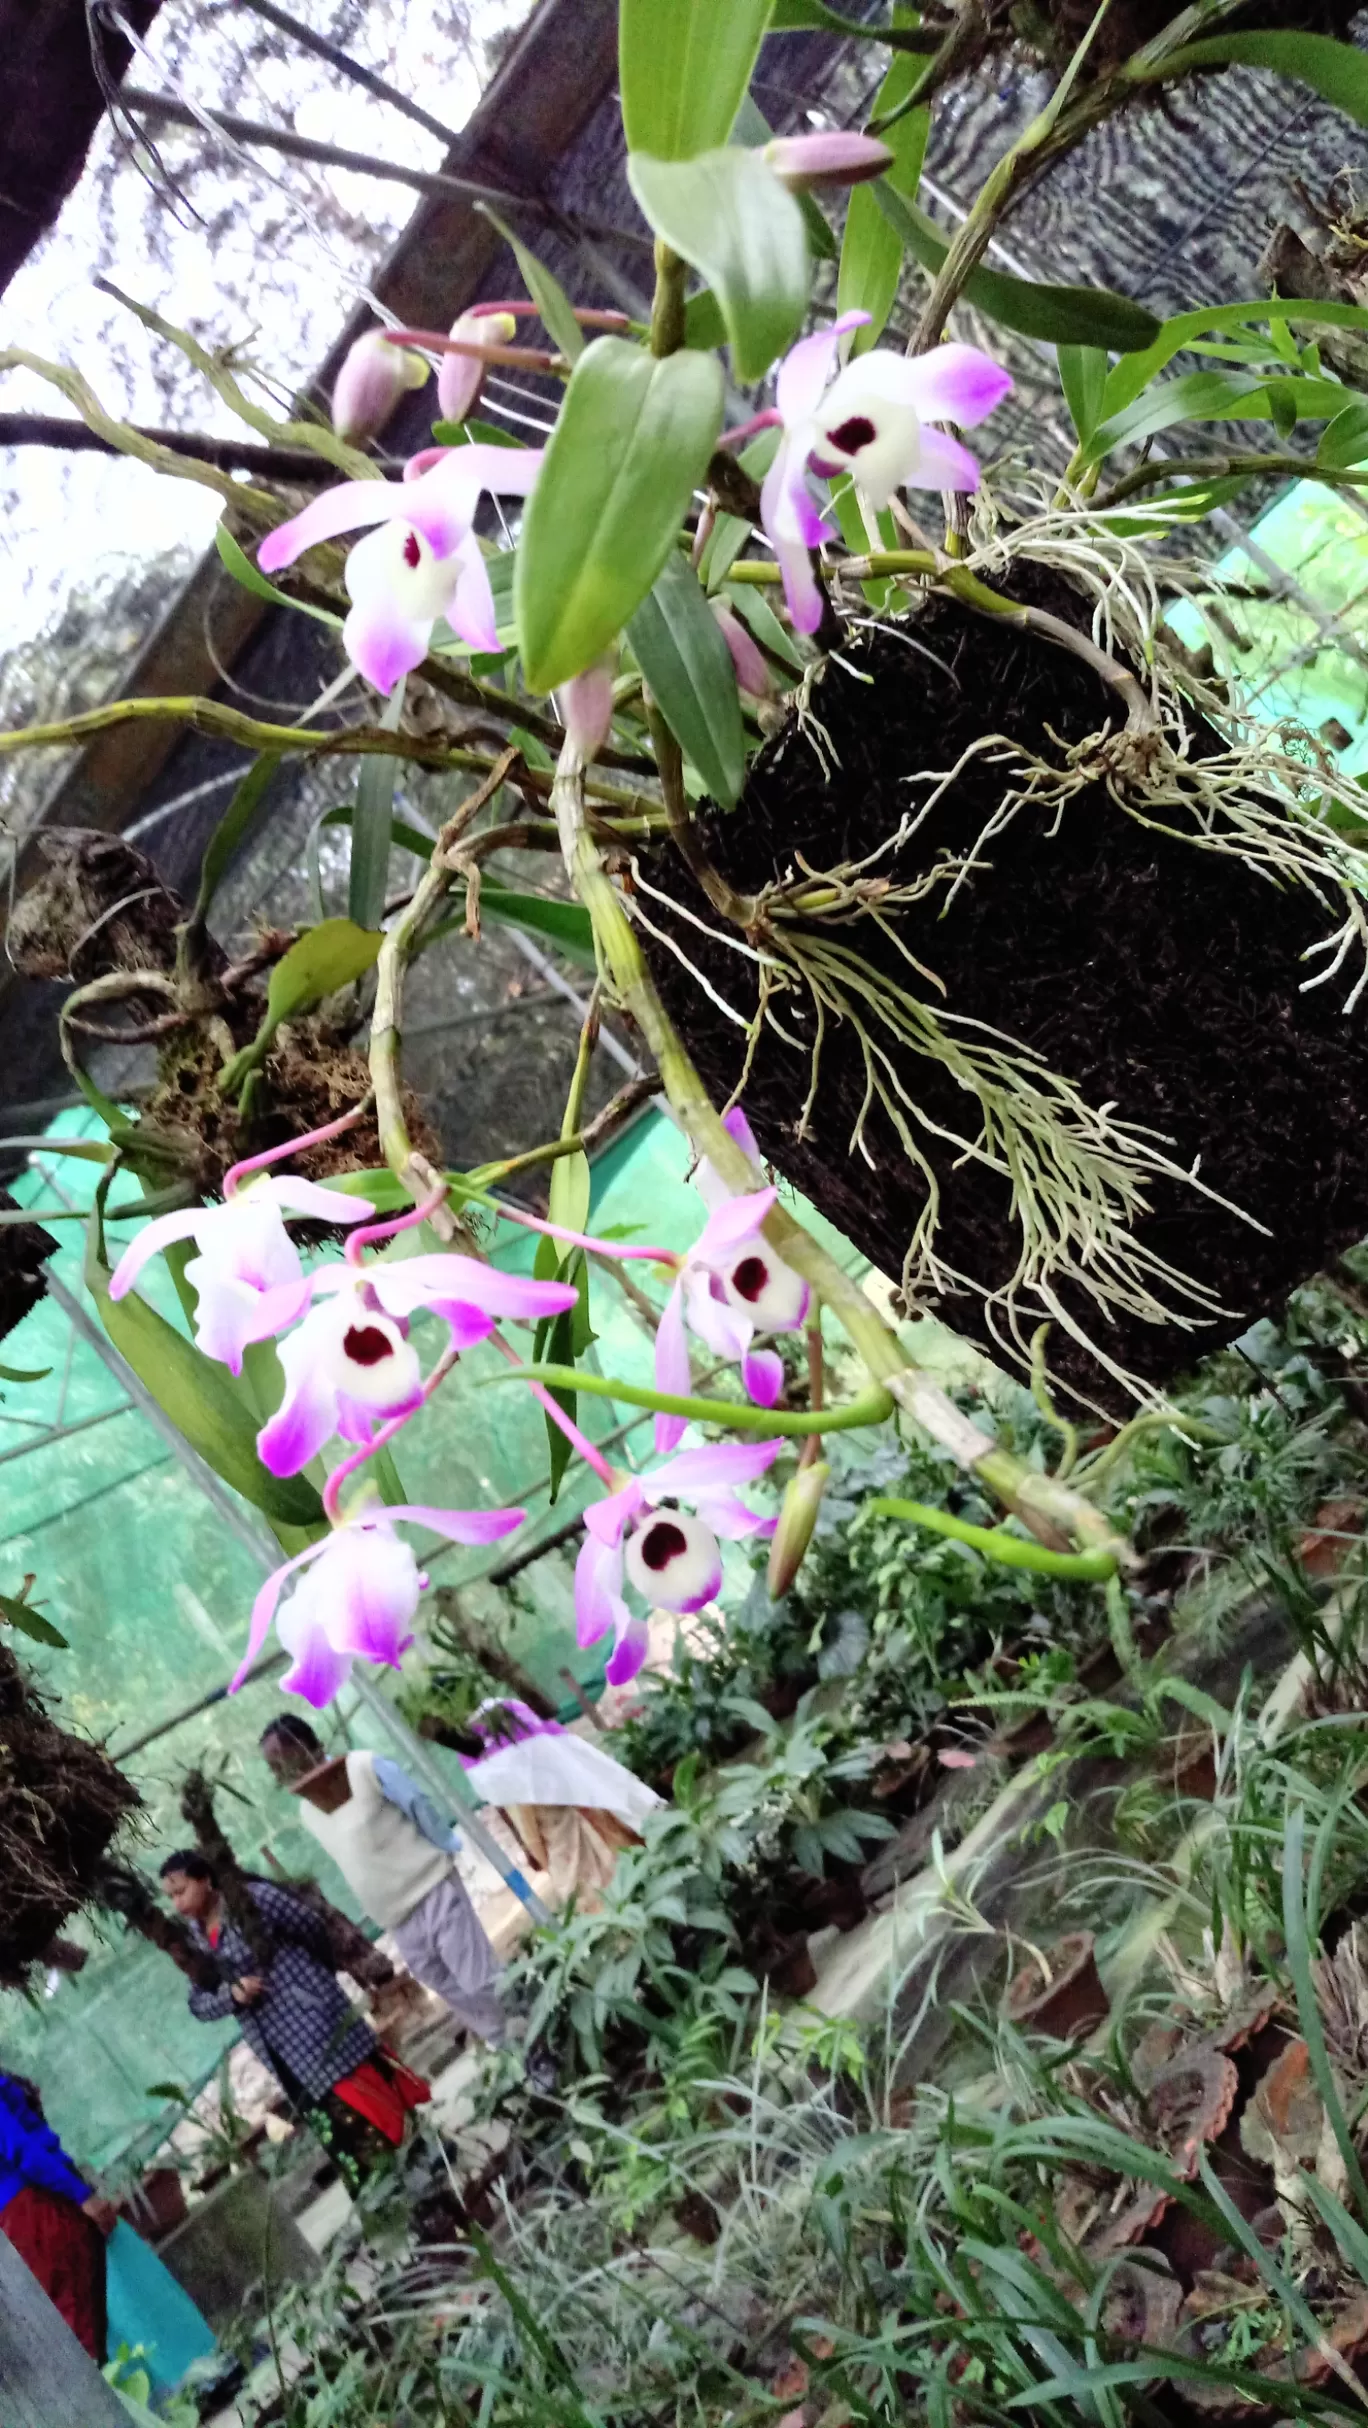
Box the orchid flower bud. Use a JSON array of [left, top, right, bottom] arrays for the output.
[[439, 308, 518, 424], [710, 601, 774, 702], [767, 1459, 830, 1599], [765, 131, 893, 192], [558, 653, 617, 761], [332, 330, 429, 444]]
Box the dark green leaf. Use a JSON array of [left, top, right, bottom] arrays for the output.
[[1056, 343, 1109, 444], [1084, 365, 1354, 465], [321, 800, 436, 863], [145, 2083, 191, 2104], [476, 206, 584, 362], [872, 183, 1161, 351], [0, 1363, 51, 1384], [1319, 396, 1368, 468], [86, 1235, 324, 1528], [837, 10, 929, 352], [1154, 28, 1368, 122], [628, 552, 746, 805], [479, 883, 597, 969], [619, 0, 775, 159], [0, 1594, 68, 1648], [214, 522, 342, 627], [683, 288, 728, 352], [629, 148, 807, 382], [349, 681, 407, 930], [722, 581, 806, 671], [190, 754, 280, 934], [1100, 296, 1368, 418], [515, 336, 724, 692]]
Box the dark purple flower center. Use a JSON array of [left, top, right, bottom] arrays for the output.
[[828, 414, 876, 455], [639, 1518, 688, 1572], [402, 530, 422, 569], [343, 1323, 393, 1367], [729, 1254, 770, 1304]]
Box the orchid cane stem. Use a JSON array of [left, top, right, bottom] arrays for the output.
[[867, 1497, 1118, 1581], [501, 1364, 894, 1438]]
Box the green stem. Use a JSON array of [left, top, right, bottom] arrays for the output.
[[649, 240, 688, 359], [867, 1497, 1117, 1580], [497, 1365, 895, 1437]]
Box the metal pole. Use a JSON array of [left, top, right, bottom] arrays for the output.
[[39, 1258, 550, 1926], [0, 2230, 130, 2427]]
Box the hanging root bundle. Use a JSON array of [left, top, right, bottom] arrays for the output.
[[637, 537, 1368, 1413], [0, 1646, 140, 1986]]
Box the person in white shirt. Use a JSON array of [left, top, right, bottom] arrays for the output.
[[260, 1715, 505, 2047]]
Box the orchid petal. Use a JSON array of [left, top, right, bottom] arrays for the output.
[[188, 1273, 313, 1375], [583, 1480, 641, 1546], [325, 1527, 421, 1663], [625, 1508, 722, 1613], [760, 438, 826, 636], [691, 1487, 775, 1541], [903, 426, 984, 494], [648, 1438, 784, 1498], [276, 1598, 354, 1708], [230, 1538, 328, 1691], [741, 1345, 785, 1408], [679, 1270, 752, 1365], [447, 539, 501, 654], [268, 1177, 376, 1224], [899, 342, 1013, 431], [693, 1187, 776, 1264], [342, 590, 440, 692], [775, 314, 866, 425], [108, 1206, 206, 1299], [385, 1503, 527, 1546], [653, 1278, 692, 1456], [402, 444, 542, 556], [257, 1325, 341, 1476], [368, 1256, 579, 1324], [723, 1104, 762, 1166], [575, 1533, 629, 1648], [719, 1246, 809, 1333], [258, 481, 401, 574], [605, 1616, 650, 1686]]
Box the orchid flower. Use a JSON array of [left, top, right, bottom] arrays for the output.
[[759, 313, 1012, 631], [257, 442, 541, 688], [438, 307, 517, 423], [257, 1253, 579, 1477], [575, 1439, 782, 1685], [332, 328, 429, 444], [653, 1104, 808, 1454], [233, 1499, 525, 1707], [108, 1173, 374, 1377]]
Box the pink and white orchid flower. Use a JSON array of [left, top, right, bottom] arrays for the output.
[[107, 1174, 375, 1377], [654, 1104, 808, 1454], [233, 1499, 525, 1707], [332, 328, 429, 444], [257, 1254, 579, 1477], [257, 442, 541, 688], [575, 1439, 782, 1685], [438, 307, 517, 423], [760, 312, 1012, 631]]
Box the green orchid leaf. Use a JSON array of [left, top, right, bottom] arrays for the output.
[[1083, 364, 1356, 466], [219, 918, 382, 1095], [190, 754, 281, 934], [1099, 296, 1368, 418], [0, 1592, 67, 1647], [0, 1363, 52, 1384], [628, 551, 746, 806], [629, 148, 807, 382], [872, 183, 1161, 351], [620, 0, 775, 159], [1056, 343, 1110, 444], [515, 336, 724, 692], [429, 416, 526, 448], [730, 94, 835, 261], [1318, 395, 1368, 468], [1153, 28, 1368, 121], [349, 680, 407, 930], [214, 522, 342, 627], [837, 9, 929, 353], [477, 207, 584, 362], [683, 288, 727, 352], [479, 884, 596, 968]]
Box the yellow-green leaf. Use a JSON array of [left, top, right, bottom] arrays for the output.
[[629, 148, 807, 383], [620, 0, 775, 159]]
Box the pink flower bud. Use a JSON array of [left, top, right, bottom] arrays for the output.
[[332, 330, 429, 444], [558, 655, 617, 761], [767, 1459, 830, 1599], [765, 131, 893, 191], [711, 601, 773, 701], [438, 309, 517, 424]]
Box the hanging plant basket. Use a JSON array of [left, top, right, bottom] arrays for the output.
[[639, 571, 1368, 1411], [0, 1644, 140, 1984]]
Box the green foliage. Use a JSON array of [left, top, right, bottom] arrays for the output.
[[217, 917, 382, 1095], [627, 549, 746, 804], [628, 147, 808, 381], [514, 337, 724, 691], [618, 0, 774, 160], [837, 7, 929, 353], [871, 182, 1162, 349]]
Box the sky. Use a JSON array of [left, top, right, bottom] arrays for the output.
[[0, 0, 529, 653]]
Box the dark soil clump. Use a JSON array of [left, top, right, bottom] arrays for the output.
[[0, 1646, 140, 1984], [639, 579, 1368, 1409]]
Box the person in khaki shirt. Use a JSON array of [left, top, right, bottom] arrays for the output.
[[260, 1716, 505, 2045]]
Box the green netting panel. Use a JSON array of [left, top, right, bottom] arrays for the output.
[[0, 1103, 871, 2173]]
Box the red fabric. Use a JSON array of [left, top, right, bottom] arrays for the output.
[[331, 2048, 431, 2145], [0, 2183, 106, 2360]]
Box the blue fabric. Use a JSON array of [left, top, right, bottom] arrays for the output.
[[105, 2220, 215, 2398], [0, 2072, 88, 2211], [372, 1755, 461, 1854], [185, 1881, 374, 2101]]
